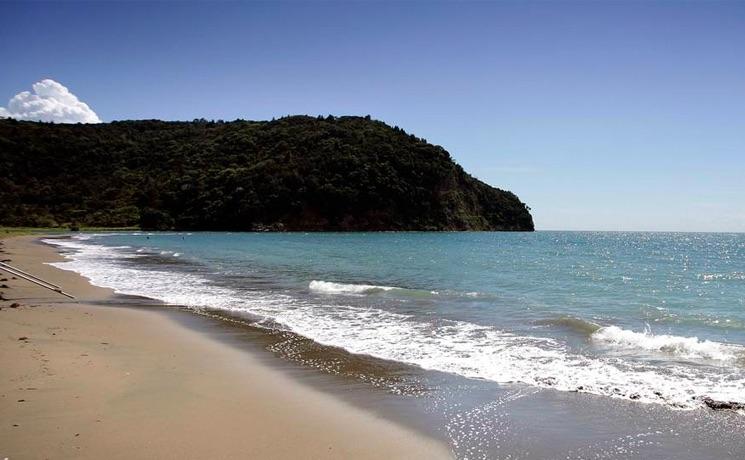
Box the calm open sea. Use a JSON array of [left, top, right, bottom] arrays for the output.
[[44, 231, 745, 458]]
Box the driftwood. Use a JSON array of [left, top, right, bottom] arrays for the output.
[[0, 262, 75, 299]]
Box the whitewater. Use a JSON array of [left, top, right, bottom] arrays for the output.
[[43, 232, 745, 411]]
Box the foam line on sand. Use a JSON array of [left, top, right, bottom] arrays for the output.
[[0, 235, 451, 460]]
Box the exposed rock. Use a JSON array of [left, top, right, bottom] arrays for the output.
[[700, 396, 745, 411]]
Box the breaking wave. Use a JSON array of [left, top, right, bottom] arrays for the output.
[[537, 316, 602, 335], [42, 236, 745, 411], [592, 325, 744, 362], [309, 280, 400, 295]]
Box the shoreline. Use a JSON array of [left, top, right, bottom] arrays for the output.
[[0, 235, 452, 459]]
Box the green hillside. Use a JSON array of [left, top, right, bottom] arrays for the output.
[[0, 116, 534, 231]]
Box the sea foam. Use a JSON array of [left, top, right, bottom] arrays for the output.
[[43, 236, 745, 411], [592, 325, 743, 362], [309, 280, 399, 295]]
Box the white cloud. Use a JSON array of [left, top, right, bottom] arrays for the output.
[[0, 79, 101, 123]]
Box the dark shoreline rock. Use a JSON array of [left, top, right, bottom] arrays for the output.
[[700, 396, 745, 411]]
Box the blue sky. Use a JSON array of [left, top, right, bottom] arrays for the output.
[[1, 1, 743, 232]]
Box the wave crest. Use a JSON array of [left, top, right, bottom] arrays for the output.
[[592, 326, 743, 362], [309, 280, 399, 295], [537, 316, 602, 335], [699, 272, 745, 281], [43, 236, 745, 411]]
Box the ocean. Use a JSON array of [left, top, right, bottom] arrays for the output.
[[44, 231, 745, 458]]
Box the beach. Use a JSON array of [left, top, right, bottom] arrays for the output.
[[0, 236, 451, 460], [3, 232, 745, 460]]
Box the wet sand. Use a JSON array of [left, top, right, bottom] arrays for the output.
[[0, 236, 451, 459]]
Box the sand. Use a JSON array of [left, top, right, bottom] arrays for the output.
[[0, 236, 451, 460]]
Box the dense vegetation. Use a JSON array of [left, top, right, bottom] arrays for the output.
[[0, 116, 533, 231]]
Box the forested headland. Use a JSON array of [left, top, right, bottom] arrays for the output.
[[0, 116, 534, 231]]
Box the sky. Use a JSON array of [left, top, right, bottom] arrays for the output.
[[1, 1, 743, 232]]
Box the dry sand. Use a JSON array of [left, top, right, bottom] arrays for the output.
[[0, 236, 451, 459]]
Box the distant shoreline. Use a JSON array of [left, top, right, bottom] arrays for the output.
[[4, 226, 743, 236]]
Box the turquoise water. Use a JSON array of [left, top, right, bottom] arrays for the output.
[[46, 231, 745, 410]]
